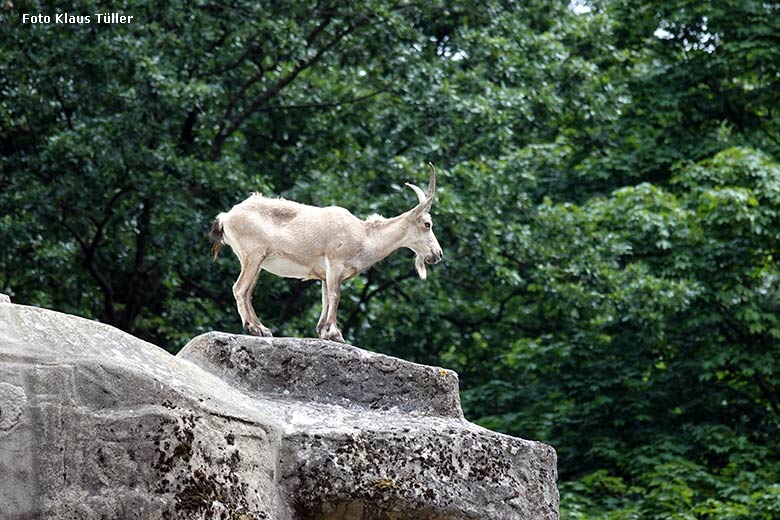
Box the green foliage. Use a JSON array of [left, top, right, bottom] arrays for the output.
[[2, 1, 780, 517], [462, 148, 780, 518]]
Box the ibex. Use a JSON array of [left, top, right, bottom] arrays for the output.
[[209, 163, 443, 343]]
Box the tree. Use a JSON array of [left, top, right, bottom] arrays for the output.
[[3, 1, 780, 517]]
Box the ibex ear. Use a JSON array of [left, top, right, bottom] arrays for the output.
[[406, 162, 436, 215]]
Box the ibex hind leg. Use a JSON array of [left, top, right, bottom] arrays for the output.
[[232, 252, 273, 337]]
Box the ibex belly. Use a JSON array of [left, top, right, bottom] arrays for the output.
[[262, 256, 322, 280]]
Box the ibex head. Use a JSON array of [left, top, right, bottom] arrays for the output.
[[404, 163, 443, 280]]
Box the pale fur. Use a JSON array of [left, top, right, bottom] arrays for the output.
[[212, 165, 443, 343]]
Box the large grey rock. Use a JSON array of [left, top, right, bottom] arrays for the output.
[[0, 304, 559, 520], [0, 304, 290, 520], [181, 333, 559, 520]]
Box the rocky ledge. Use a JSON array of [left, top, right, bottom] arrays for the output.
[[0, 302, 558, 519]]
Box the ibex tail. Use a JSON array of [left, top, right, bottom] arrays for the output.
[[209, 215, 225, 260]]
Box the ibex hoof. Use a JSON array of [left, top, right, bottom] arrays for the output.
[[320, 328, 345, 343], [244, 322, 273, 337]]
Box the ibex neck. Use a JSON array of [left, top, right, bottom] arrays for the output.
[[363, 214, 411, 265]]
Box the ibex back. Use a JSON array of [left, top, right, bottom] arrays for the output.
[[210, 164, 443, 343]]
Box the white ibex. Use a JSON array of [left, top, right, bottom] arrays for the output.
[[209, 163, 443, 343]]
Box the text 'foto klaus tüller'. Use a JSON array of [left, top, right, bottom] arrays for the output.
[[21, 13, 134, 24]]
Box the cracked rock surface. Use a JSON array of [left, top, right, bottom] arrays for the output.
[[0, 303, 558, 519]]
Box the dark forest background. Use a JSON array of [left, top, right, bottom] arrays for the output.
[[3, 1, 780, 517]]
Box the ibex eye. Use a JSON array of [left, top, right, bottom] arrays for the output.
[[424, 222, 432, 229]]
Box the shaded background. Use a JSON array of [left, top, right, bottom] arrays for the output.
[[2, 1, 780, 517]]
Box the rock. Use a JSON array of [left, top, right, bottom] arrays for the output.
[[0, 293, 10, 303], [0, 303, 559, 519], [182, 333, 559, 520], [179, 334, 463, 418], [0, 304, 290, 520]]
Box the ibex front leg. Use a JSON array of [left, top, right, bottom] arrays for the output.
[[316, 278, 330, 337], [320, 262, 345, 343], [233, 252, 273, 337]]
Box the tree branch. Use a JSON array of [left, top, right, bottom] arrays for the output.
[[257, 88, 387, 112], [90, 187, 130, 253], [179, 271, 221, 301], [122, 198, 153, 330], [210, 15, 369, 159], [60, 216, 115, 323], [341, 269, 375, 335], [178, 108, 201, 150], [58, 186, 131, 324], [341, 271, 417, 336], [442, 288, 529, 329]]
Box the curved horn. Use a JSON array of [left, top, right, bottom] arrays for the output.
[[404, 182, 427, 204], [404, 162, 437, 213], [426, 162, 436, 201]]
